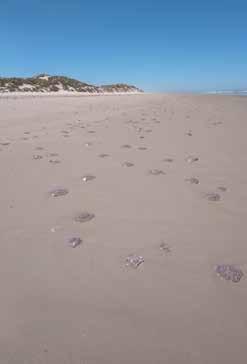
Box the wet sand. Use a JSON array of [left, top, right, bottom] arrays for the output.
[[0, 93, 247, 364]]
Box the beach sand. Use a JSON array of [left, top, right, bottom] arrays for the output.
[[0, 93, 247, 363]]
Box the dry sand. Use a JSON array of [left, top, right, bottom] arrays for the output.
[[0, 93, 247, 363]]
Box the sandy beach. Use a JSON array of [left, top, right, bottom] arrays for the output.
[[1, 93, 247, 364]]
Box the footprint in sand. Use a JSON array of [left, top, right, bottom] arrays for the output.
[[215, 265, 244, 283], [74, 212, 95, 223]]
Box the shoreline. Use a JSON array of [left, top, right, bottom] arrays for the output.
[[1, 91, 247, 101], [0, 91, 144, 99]]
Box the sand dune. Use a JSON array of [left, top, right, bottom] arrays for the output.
[[0, 93, 247, 364]]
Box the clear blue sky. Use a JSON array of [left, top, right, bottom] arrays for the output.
[[0, 0, 246, 91]]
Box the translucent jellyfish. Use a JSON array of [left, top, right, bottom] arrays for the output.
[[215, 265, 244, 283], [185, 177, 199, 185], [205, 192, 221, 202], [148, 169, 166, 176], [126, 255, 144, 269], [122, 162, 134, 167], [82, 175, 96, 182], [49, 188, 69, 197], [186, 156, 199, 163], [159, 242, 172, 254], [98, 153, 109, 158], [33, 155, 43, 160], [74, 212, 95, 223], [67, 236, 82, 248]]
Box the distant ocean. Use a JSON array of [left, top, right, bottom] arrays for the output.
[[207, 91, 247, 96]]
